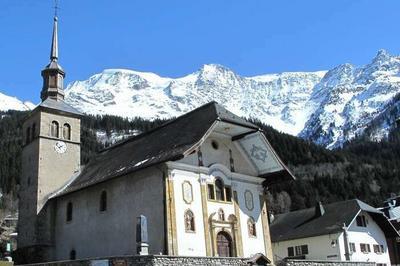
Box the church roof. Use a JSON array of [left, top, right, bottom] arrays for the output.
[[39, 98, 82, 116], [54, 101, 292, 197], [270, 199, 399, 243]]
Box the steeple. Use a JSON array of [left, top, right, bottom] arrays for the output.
[[40, 15, 66, 102]]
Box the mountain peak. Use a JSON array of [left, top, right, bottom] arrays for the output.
[[199, 64, 233, 73], [373, 49, 390, 62]]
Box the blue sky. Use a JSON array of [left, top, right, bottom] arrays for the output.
[[1, 0, 400, 103]]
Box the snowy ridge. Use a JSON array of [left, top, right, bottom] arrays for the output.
[[65, 64, 325, 136], [2, 49, 400, 149], [64, 50, 400, 148], [0, 92, 34, 111]]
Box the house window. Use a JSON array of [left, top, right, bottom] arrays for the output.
[[63, 123, 71, 140], [51, 121, 59, 138], [356, 215, 367, 227], [360, 243, 371, 253], [374, 244, 384, 253], [66, 202, 73, 222], [184, 209, 195, 232], [70, 249, 76, 260], [350, 242, 356, 253], [288, 245, 308, 256], [100, 191, 107, 212], [207, 178, 232, 203], [26, 127, 31, 144], [288, 247, 294, 257], [247, 217, 256, 237]]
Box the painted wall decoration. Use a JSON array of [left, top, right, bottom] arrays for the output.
[[244, 190, 254, 211], [238, 133, 284, 175], [182, 181, 193, 204]]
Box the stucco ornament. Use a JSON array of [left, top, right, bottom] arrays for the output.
[[250, 144, 268, 162], [244, 190, 254, 211], [182, 181, 193, 204], [54, 141, 67, 154]]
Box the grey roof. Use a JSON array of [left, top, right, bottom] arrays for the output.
[[270, 199, 399, 242], [39, 98, 82, 116], [55, 101, 289, 197]]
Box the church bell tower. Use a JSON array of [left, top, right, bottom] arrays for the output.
[[18, 13, 81, 261]]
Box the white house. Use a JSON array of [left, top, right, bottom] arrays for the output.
[[270, 199, 399, 265]]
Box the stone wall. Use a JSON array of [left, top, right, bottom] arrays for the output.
[[282, 259, 376, 266], [20, 255, 251, 266]]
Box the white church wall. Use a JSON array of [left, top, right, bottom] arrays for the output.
[[179, 132, 258, 177], [53, 167, 165, 260], [172, 169, 207, 256], [233, 179, 267, 257], [345, 211, 391, 264], [272, 233, 342, 261]]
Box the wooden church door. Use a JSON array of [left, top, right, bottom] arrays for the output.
[[216, 231, 233, 257]]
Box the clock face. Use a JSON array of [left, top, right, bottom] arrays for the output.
[[54, 141, 67, 154]]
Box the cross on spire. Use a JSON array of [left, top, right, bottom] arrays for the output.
[[54, 0, 59, 18]]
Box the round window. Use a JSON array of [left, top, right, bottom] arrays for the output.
[[211, 140, 219, 150]]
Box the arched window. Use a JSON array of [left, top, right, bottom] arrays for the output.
[[100, 191, 107, 212], [31, 123, 36, 141], [218, 208, 225, 221], [26, 127, 31, 144], [215, 178, 225, 201], [184, 209, 195, 232], [248, 217, 256, 237], [66, 202, 73, 222], [70, 249, 76, 260], [63, 123, 71, 140], [51, 121, 59, 138]]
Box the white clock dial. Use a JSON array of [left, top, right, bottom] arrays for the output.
[[54, 141, 67, 154]]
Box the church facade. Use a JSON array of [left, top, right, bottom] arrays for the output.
[[17, 16, 294, 264]]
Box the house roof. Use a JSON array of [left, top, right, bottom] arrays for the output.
[[54, 101, 293, 197], [270, 199, 399, 242]]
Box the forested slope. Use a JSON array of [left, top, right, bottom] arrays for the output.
[[0, 111, 399, 216]]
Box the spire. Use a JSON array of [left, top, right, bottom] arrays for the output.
[[40, 12, 65, 102], [50, 16, 59, 61]]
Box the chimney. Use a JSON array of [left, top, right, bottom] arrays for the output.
[[315, 201, 325, 217]]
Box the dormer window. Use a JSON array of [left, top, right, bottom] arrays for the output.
[[51, 121, 59, 138], [356, 215, 367, 227]]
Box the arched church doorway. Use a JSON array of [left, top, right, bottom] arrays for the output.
[[216, 231, 233, 257]]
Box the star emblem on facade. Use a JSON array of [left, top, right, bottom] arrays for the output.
[[250, 144, 268, 162]]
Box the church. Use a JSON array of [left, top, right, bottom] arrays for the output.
[[17, 15, 295, 264]]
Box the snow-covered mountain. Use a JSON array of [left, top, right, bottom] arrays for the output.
[[65, 50, 400, 148], [65, 65, 326, 136], [2, 49, 400, 149], [0, 92, 34, 112], [299, 50, 400, 148]]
